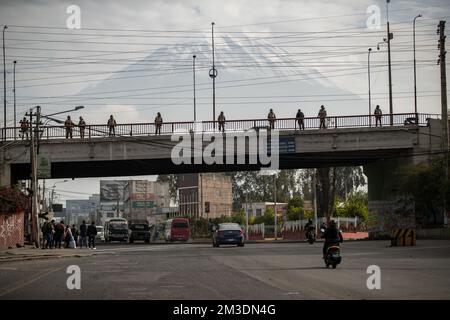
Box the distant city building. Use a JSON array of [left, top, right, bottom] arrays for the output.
[[241, 202, 287, 218], [66, 195, 100, 226], [123, 180, 171, 225], [99, 180, 127, 225], [178, 173, 232, 219]]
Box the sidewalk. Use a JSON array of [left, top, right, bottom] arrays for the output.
[[0, 245, 94, 263]]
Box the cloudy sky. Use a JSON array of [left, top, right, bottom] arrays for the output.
[[0, 0, 449, 204]]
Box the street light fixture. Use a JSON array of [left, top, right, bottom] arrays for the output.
[[413, 14, 422, 124]]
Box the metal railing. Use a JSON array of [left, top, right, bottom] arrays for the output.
[[0, 113, 440, 141]]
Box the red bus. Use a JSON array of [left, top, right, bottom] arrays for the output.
[[164, 218, 190, 242]]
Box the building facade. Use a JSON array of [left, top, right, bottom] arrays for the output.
[[178, 173, 232, 219]]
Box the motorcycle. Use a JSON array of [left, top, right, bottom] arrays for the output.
[[324, 243, 342, 269], [306, 229, 316, 244]]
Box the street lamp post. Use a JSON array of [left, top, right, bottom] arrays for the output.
[[2, 25, 7, 139], [413, 14, 422, 124], [13, 60, 16, 139], [209, 22, 217, 128], [193, 55, 197, 123], [386, 0, 394, 126], [368, 48, 372, 127]]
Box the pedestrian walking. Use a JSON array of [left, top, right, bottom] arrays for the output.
[[318, 105, 327, 129], [78, 116, 86, 138], [374, 105, 382, 127], [107, 115, 117, 136], [64, 116, 74, 139], [87, 221, 98, 250], [154, 112, 163, 135], [79, 220, 88, 249], [267, 108, 276, 129], [218, 111, 226, 132], [296, 108, 305, 130], [19, 117, 29, 140]]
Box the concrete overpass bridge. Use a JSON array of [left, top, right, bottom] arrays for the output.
[[0, 113, 445, 236]]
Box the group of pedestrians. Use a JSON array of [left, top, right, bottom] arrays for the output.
[[41, 220, 98, 250], [20, 105, 385, 139]]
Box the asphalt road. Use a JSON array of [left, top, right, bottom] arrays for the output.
[[0, 240, 449, 300]]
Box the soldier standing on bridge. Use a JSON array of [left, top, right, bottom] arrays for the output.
[[374, 105, 382, 127], [155, 112, 163, 135], [268, 108, 276, 129], [296, 108, 305, 130], [318, 105, 327, 129], [108, 115, 117, 136], [218, 111, 226, 132], [19, 117, 29, 140], [64, 116, 74, 139], [78, 116, 86, 138]]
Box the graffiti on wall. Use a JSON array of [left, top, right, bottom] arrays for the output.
[[0, 212, 24, 249]]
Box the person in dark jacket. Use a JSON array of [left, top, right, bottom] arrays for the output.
[[87, 221, 98, 250], [54, 221, 65, 249], [79, 221, 88, 249], [322, 220, 343, 258]]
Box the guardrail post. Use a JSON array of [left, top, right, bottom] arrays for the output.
[[88, 126, 91, 139]]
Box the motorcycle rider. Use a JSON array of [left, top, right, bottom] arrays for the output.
[[322, 220, 343, 258], [304, 219, 316, 239]]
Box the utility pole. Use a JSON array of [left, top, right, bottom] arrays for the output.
[[438, 21, 448, 153], [209, 22, 217, 128], [437, 20, 448, 225], [2, 25, 7, 140], [368, 48, 372, 127], [313, 169, 318, 230], [413, 14, 422, 124], [13, 60, 16, 139], [26, 106, 40, 247], [386, 0, 394, 125], [274, 175, 277, 240]]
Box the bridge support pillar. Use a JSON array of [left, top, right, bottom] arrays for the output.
[[363, 156, 416, 239], [0, 161, 11, 187]]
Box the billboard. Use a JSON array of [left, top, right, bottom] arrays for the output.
[[100, 181, 127, 201]]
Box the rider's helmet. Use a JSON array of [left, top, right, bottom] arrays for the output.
[[330, 220, 337, 227]]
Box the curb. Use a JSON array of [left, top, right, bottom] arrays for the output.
[[0, 253, 93, 263]]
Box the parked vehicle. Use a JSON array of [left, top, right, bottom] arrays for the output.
[[96, 226, 105, 242], [104, 218, 129, 242], [164, 218, 189, 242], [324, 243, 342, 269], [212, 223, 244, 247], [128, 220, 151, 244]]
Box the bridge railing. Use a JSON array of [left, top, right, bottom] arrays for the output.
[[0, 113, 440, 141]]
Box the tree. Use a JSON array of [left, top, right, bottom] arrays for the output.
[[334, 191, 368, 221], [393, 158, 450, 226], [286, 194, 303, 221], [157, 174, 178, 202]]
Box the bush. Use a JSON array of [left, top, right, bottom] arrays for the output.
[[0, 186, 29, 214]]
